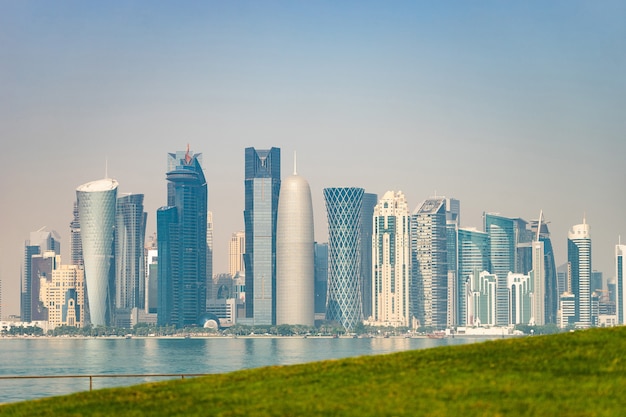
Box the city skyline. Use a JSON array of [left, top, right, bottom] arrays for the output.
[[1, 2, 625, 317]]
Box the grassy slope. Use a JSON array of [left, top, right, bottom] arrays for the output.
[[2, 327, 625, 416]]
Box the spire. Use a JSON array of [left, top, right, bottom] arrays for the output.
[[185, 143, 192, 164], [293, 151, 297, 175], [536, 209, 543, 241]]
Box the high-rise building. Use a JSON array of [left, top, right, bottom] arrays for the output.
[[508, 272, 532, 325], [157, 147, 208, 327], [77, 178, 118, 326], [411, 198, 448, 329], [40, 259, 85, 329], [615, 242, 626, 324], [146, 247, 158, 314], [69, 201, 83, 266], [324, 187, 364, 331], [21, 228, 61, 322], [276, 157, 314, 326], [530, 214, 558, 324], [445, 198, 460, 327], [29, 250, 59, 321], [457, 228, 489, 326], [115, 194, 147, 311], [314, 242, 329, 315], [568, 218, 592, 328], [207, 211, 214, 282], [243, 147, 281, 325], [467, 271, 497, 327], [360, 193, 377, 321], [371, 191, 411, 327], [229, 231, 245, 277]]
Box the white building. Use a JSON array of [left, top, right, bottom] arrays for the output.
[[370, 191, 411, 327], [275, 156, 314, 326], [40, 260, 85, 329]]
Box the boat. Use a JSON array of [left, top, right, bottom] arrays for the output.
[[427, 331, 446, 339]]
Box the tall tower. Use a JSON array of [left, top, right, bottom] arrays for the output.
[[77, 178, 118, 326], [69, 201, 83, 266], [371, 191, 411, 327], [530, 213, 558, 324], [229, 231, 245, 277], [115, 193, 147, 310], [243, 147, 281, 325], [157, 147, 208, 327], [314, 242, 329, 315], [324, 187, 364, 331], [360, 193, 377, 321], [616, 240, 626, 324], [568, 218, 592, 328], [276, 155, 314, 326], [411, 198, 448, 329]]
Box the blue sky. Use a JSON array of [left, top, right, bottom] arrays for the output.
[[1, 1, 624, 316]]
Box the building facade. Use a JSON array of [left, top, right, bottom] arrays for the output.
[[243, 147, 281, 325], [40, 260, 86, 329], [157, 148, 208, 327], [229, 231, 245, 277], [568, 219, 592, 328], [324, 187, 364, 331], [615, 242, 625, 324], [371, 191, 411, 327], [275, 159, 314, 326], [360, 193, 377, 321], [457, 228, 490, 326], [77, 178, 118, 326]]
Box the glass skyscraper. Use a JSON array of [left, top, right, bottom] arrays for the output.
[[77, 178, 118, 326], [243, 147, 281, 325], [360, 192, 377, 321], [324, 187, 364, 331], [530, 215, 558, 324], [616, 242, 626, 324], [157, 148, 207, 327], [314, 242, 329, 315], [568, 218, 592, 327], [457, 227, 489, 326], [411, 198, 448, 329], [115, 194, 147, 310]]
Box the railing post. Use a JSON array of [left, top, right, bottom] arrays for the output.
[[90, 376, 93, 391]]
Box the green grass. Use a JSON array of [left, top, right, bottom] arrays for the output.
[[2, 327, 626, 416]]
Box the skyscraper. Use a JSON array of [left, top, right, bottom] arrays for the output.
[[21, 228, 61, 322], [616, 241, 626, 324], [314, 242, 329, 315], [115, 194, 147, 311], [530, 213, 558, 324], [69, 201, 83, 266], [243, 147, 281, 325], [324, 187, 364, 331], [157, 147, 207, 327], [360, 193, 377, 321], [77, 178, 118, 326], [229, 231, 245, 277], [411, 198, 448, 329], [40, 259, 85, 329], [371, 191, 411, 327], [457, 227, 490, 325], [207, 211, 214, 282], [568, 218, 592, 328], [276, 157, 314, 326]]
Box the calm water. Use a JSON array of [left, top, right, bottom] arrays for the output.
[[0, 336, 490, 403]]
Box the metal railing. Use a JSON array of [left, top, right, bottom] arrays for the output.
[[0, 373, 208, 392]]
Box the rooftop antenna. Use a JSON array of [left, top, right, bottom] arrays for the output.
[[293, 151, 297, 175]]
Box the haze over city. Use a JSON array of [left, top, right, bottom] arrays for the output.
[[1, 1, 624, 317]]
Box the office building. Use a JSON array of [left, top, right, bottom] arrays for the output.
[[229, 231, 245, 277], [69, 201, 83, 266], [21, 228, 61, 322], [530, 214, 558, 324], [457, 228, 490, 326], [568, 218, 592, 327], [40, 259, 85, 329], [616, 242, 626, 324], [314, 242, 329, 315], [157, 147, 208, 327], [276, 157, 314, 326], [77, 178, 118, 326], [243, 147, 281, 325], [324, 187, 364, 331], [508, 272, 532, 325], [360, 193, 377, 321], [411, 198, 448, 329], [115, 194, 147, 311], [371, 191, 411, 327], [467, 271, 497, 327]]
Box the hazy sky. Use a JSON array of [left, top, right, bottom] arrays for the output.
[[1, 1, 624, 317]]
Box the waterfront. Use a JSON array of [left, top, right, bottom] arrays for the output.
[[0, 335, 493, 403]]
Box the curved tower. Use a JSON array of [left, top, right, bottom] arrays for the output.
[[276, 157, 314, 326], [77, 178, 118, 326], [324, 187, 364, 331]]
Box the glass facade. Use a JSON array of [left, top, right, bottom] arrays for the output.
[[77, 178, 118, 326], [314, 242, 329, 315], [616, 244, 626, 324], [360, 193, 377, 321], [411, 198, 448, 329], [568, 221, 591, 327], [324, 187, 364, 331], [457, 228, 489, 326], [157, 151, 207, 327], [243, 147, 281, 325], [530, 218, 558, 324], [115, 194, 147, 310]]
